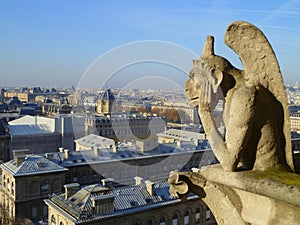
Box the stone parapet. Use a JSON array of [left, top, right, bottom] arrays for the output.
[[169, 164, 300, 225]]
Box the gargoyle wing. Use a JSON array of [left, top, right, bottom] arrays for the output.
[[224, 21, 294, 171]]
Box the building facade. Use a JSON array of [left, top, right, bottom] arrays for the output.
[[85, 113, 167, 142], [0, 154, 67, 220], [291, 112, 300, 133]]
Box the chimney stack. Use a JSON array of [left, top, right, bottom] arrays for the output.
[[134, 176, 143, 185], [177, 140, 182, 148], [13, 149, 30, 159], [16, 155, 26, 167], [64, 149, 69, 160], [92, 194, 114, 215], [45, 153, 54, 160], [101, 178, 114, 187], [145, 180, 154, 196], [64, 183, 79, 200]]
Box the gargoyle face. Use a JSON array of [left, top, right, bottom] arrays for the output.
[[185, 59, 222, 109]]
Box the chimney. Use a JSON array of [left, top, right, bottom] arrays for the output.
[[145, 180, 154, 196], [177, 140, 182, 148], [13, 149, 30, 159], [112, 145, 117, 153], [94, 148, 99, 157], [45, 153, 54, 160], [64, 183, 79, 200], [92, 194, 114, 215], [134, 176, 143, 185], [16, 155, 26, 167], [101, 178, 114, 187], [64, 149, 69, 160]]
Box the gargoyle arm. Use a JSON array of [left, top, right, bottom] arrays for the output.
[[198, 85, 256, 171]]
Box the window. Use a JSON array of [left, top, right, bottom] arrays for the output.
[[160, 216, 166, 225], [40, 179, 49, 195], [147, 220, 153, 225], [195, 208, 201, 225], [172, 214, 178, 225], [30, 181, 39, 196], [7, 178, 10, 192], [11, 182, 14, 195], [32, 206, 37, 218], [184, 210, 190, 225], [206, 209, 211, 220], [51, 215, 56, 225], [3, 175, 6, 188]]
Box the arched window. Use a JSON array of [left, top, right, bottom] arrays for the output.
[[3, 175, 6, 188], [195, 208, 201, 225], [59, 222, 64, 225], [160, 216, 166, 225], [206, 208, 211, 221], [172, 214, 178, 225], [40, 179, 49, 195], [11, 182, 14, 195], [51, 215, 56, 225], [30, 181, 39, 196], [147, 219, 153, 225], [7, 178, 10, 191], [184, 209, 190, 225]]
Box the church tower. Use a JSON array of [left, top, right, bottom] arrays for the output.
[[96, 89, 115, 115]]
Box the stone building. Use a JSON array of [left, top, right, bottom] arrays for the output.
[[291, 112, 300, 133], [0, 154, 67, 220], [0, 119, 10, 162], [7, 115, 75, 159], [96, 89, 115, 115], [0, 138, 215, 222], [45, 180, 216, 225], [85, 112, 167, 142]]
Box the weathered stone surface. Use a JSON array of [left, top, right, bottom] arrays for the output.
[[185, 20, 294, 172], [169, 166, 300, 225], [170, 20, 300, 225]]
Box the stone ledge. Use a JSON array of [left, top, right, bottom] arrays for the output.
[[169, 164, 300, 225], [197, 164, 300, 207]]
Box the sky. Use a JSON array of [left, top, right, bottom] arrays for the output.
[[1, 0, 300, 89]]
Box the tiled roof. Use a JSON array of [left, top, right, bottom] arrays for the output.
[[1, 155, 68, 177], [47, 180, 180, 223], [74, 134, 115, 149]]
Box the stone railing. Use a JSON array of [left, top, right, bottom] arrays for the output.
[[169, 164, 300, 225]]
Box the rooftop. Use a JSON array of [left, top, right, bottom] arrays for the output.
[[157, 129, 206, 142], [1, 154, 68, 177], [7, 124, 53, 135], [74, 134, 115, 149], [46, 180, 193, 224]]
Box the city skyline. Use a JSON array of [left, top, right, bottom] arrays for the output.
[[1, 0, 300, 88]]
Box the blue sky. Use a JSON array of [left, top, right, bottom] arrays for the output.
[[1, 0, 300, 89]]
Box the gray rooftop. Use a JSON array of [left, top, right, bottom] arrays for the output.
[[157, 129, 206, 141], [74, 134, 115, 149], [1, 155, 68, 177], [7, 124, 53, 135], [46, 180, 187, 224]]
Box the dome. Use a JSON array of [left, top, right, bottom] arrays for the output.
[[98, 89, 115, 102]]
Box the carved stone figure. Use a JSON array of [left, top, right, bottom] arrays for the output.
[[185, 21, 294, 172]]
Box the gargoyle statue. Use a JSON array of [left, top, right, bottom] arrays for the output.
[[185, 21, 294, 172]]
